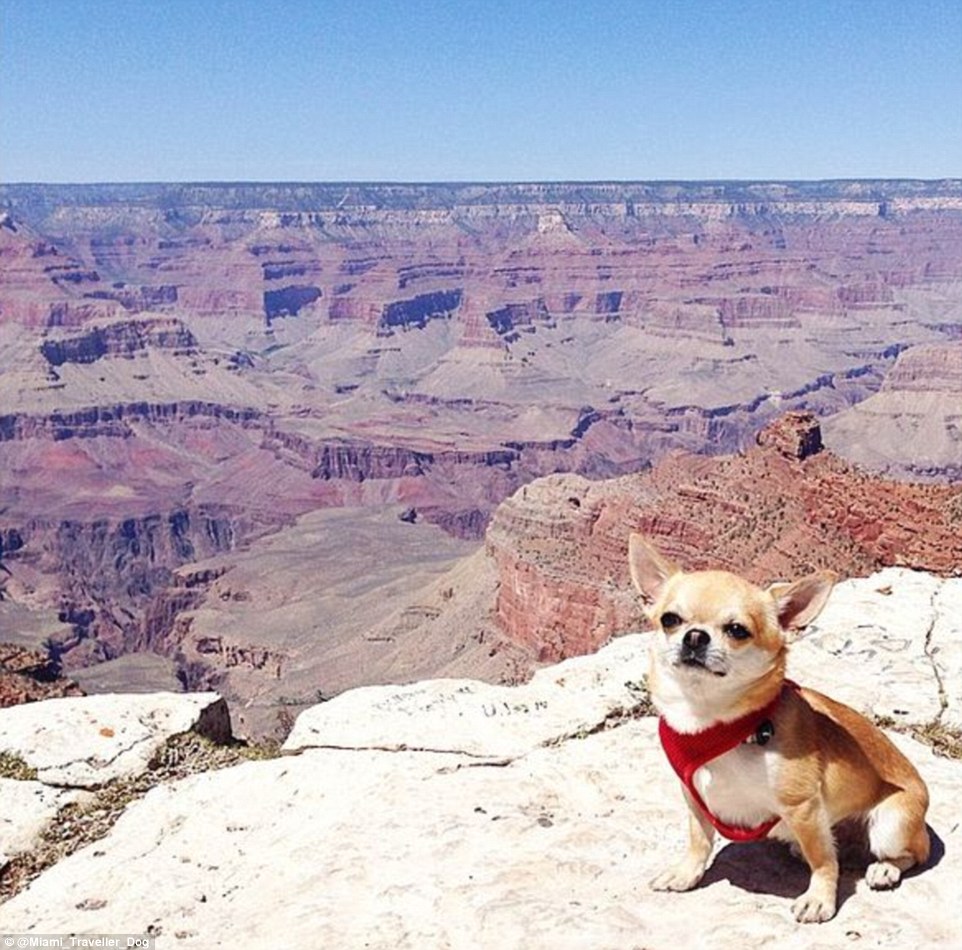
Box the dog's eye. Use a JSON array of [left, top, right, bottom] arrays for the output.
[[723, 622, 752, 641], [660, 611, 683, 630]]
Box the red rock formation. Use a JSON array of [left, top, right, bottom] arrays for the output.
[[755, 410, 823, 459], [486, 413, 962, 661], [2, 506, 243, 670], [0, 644, 84, 707]]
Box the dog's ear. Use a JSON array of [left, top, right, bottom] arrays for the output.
[[628, 534, 681, 605], [768, 571, 836, 632]]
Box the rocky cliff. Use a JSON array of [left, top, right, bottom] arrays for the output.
[[0, 644, 83, 707], [2, 567, 962, 948], [485, 413, 962, 660]]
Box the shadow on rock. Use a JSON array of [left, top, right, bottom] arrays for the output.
[[700, 840, 859, 910], [699, 823, 945, 912], [910, 824, 945, 878]]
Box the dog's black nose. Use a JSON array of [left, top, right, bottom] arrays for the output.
[[683, 628, 711, 651]]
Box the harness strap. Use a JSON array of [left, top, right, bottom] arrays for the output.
[[658, 680, 798, 842]]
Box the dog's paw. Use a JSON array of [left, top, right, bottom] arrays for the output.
[[791, 889, 837, 924], [866, 860, 902, 890], [649, 861, 706, 892]]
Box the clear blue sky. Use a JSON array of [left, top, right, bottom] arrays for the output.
[[2, 0, 960, 183]]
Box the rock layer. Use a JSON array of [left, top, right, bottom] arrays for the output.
[[486, 413, 962, 661]]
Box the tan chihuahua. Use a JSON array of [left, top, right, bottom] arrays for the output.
[[629, 534, 930, 924]]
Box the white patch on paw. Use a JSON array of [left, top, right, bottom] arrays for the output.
[[866, 860, 902, 890], [650, 861, 705, 892], [791, 890, 837, 923]]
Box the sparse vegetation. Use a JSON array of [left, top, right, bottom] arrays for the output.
[[874, 715, 962, 760], [945, 494, 962, 526], [0, 731, 281, 903], [907, 720, 962, 760], [0, 749, 38, 782]]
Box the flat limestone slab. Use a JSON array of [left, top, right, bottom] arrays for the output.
[[283, 633, 649, 757], [0, 778, 86, 864], [0, 723, 957, 949], [0, 692, 230, 788], [788, 568, 948, 725], [2, 568, 960, 947]]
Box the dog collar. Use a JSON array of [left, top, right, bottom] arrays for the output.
[[657, 680, 798, 842]]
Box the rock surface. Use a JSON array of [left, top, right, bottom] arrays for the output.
[[0, 779, 86, 865], [790, 567, 962, 729], [13, 724, 962, 949], [1, 569, 961, 948], [285, 634, 648, 758], [0, 691, 229, 788]]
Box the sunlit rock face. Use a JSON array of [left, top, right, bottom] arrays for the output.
[[486, 414, 962, 661]]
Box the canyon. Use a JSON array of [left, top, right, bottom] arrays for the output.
[[0, 180, 961, 733]]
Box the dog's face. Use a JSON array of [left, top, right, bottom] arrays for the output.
[[629, 534, 835, 720], [647, 568, 785, 682]]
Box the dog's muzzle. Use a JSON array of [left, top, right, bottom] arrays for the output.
[[676, 628, 726, 676], [680, 628, 711, 664]]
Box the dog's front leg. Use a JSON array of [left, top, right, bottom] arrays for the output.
[[650, 790, 715, 892], [783, 798, 839, 923]]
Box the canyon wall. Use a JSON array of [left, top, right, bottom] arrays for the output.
[[1, 181, 961, 711], [486, 413, 962, 661]]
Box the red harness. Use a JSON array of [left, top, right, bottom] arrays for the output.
[[658, 681, 797, 842]]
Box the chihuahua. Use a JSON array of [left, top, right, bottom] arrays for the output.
[[629, 534, 930, 923]]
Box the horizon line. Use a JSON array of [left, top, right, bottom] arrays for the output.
[[4, 176, 962, 188]]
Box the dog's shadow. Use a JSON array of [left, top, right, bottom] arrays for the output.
[[700, 825, 944, 912]]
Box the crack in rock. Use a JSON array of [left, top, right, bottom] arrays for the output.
[[37, 733, 149, 791], [924, 584, 949, 723], [292, 742, 501, 759]]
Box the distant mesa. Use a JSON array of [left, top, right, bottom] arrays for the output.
[[755, 410, 823, 460], [40, 317, 197, 366]]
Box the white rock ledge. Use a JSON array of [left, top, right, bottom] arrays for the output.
[[0, 723, 958, 948], [1, 569, 961, 948], [789, 568, 962, 727], [283, 634, 649, 758], [0, 691, 230, 788]]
